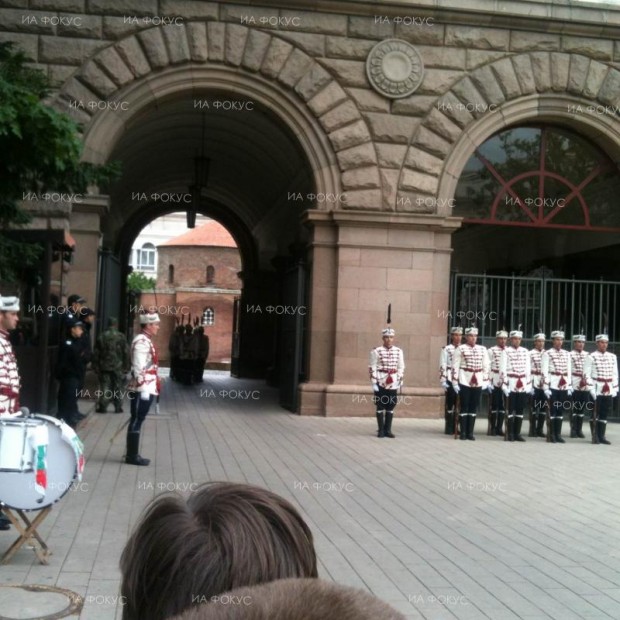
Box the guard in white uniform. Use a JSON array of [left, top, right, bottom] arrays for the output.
[[369, 328, 405, 438], [0, 295, 21, 531], [503, 330, 531, 442], [529, 333, 547, 438], [542, 330, 571, 444], [487, 330, 507, 436], [569, 333, 592, 439], [439, 326, 462, 435], [452, 327, 490, 440], [585, 334, 618, 445], [126, 313, 161, 465]]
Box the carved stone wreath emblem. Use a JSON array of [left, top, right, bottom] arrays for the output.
[[366, 39, 424, 99]]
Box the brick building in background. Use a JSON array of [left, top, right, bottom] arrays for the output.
[[136, 220, 241, 368]]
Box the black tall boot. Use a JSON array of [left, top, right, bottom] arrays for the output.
[[376, 411, 385, 438], [514, 417, 526, 442], [459, 414, 467, 440], [384, 412, 396, 438], [506, 415, 514, 441], [554, 417, 565, 443], [445, 408, 454, 435], [488, 411, 496, 436], [528, 412, 535, 437], [495, 412, 504, 437], [125, 431, 150, 466], [570, 414, 577, 438], [598, 420, 611, 445], [536, 413, 546, 437], [467, 415, 476, 441], [575, 415, 585, 438]]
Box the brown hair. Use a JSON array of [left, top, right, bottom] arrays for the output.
[[170, 579, 407, 620], [120, 482, 317, 620]]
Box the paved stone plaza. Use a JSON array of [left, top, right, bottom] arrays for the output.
[[0, 371, 619, 619]]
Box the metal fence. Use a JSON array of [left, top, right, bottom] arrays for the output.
[[449, 272, 620, 418]]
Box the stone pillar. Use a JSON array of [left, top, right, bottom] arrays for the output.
[[65, 194, 109, 308], [300, 210, 461, 417]]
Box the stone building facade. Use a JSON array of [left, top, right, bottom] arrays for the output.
[[2, 0, 619, 416]]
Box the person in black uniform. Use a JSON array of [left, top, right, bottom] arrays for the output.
[[56, 318, 90, 429]]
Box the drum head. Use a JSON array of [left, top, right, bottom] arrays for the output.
[[0, 414, 80, 511]]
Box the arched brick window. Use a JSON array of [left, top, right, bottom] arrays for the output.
[[207, 265, 215, 284]]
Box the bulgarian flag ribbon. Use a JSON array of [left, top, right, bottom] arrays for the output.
[[61, 425, 85, 481], [28, 425, 49, 500]]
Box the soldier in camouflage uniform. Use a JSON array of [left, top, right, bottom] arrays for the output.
[[93, 317, 130, 413]]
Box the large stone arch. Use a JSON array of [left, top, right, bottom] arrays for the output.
[[50, 22, 382, 210], [398, 51, 620, 213]]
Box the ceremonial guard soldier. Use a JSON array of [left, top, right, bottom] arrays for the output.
[[504, 329, 531, 442], [569, 332, 592, 439], [369, 327, 405, 439], [529, 333, 547, 437], [439, 327, 463, 434], [452, 327, 490, 440], [93, 317, 130, 413], [585, 333, 618, 445], [487, 330, 508, 436], [541, 331, 572, 443], [126, 313, 161, 465], [0, 295, 22, 531]]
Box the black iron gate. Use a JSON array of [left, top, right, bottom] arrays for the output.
[[449, 272, 620, 418]]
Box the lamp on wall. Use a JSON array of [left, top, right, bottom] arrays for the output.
[[188, 112, 210, 229]]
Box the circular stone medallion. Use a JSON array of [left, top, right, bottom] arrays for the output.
[[366, 39, 424, 99]]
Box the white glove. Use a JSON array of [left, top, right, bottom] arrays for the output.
[[487, 384, 494, 393], [502, 386, 510, 398], [528, 388, 535, 396], [544, 389, 552, 399], [372, 384, 379, 393], [567, 388, 573, 397], [140, 391, 150, 401], [453, 384, 460, 394], [441, 381, 449, 390], [590, 389, 596, 400]]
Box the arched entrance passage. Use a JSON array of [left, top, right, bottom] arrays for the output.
[[439, 96, 620, 344], [67, 58, 349, 410]]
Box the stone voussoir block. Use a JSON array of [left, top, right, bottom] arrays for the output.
[[549, 52, 570, 92], [529, 52, 552, 92], [413, 126, 451, 158], [511, 54, 537, 95], [278, 48, 313, 88], [115, 35, 150, 77], [451, 76, 491, 118], [470, 64, 506, 106], [583, 60, 610, 100], [207, 22, 225, 62], [376, 144, 407, 169], [491, 57, 522, 99], [307, 81, 349, 116], [567, 54, 590, 95], [342, 166, 381, 190], [241, 29, 270, 71], [163, 23, 190, 65], [137, 27, 169, 69], [319, 100, 360, 133], [261, 37, 293, 78], [328, 118, 372, 151], [598, 68, 620, 106], [94, 44, 134, 86], [186, 21, 208, 62], [224, 23, 248, 67], [404, 147, 443, 175], [337, 142, 378, 171], [364, 112, 420, 144], [400, 168, 439, 194], [295, 63, 332, 101], [79, 58, 118, 98]]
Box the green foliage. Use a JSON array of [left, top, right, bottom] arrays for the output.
[[127, 271, 157, 292], [0, 42, 120, 283]]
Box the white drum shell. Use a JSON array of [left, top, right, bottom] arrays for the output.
[[0, 414, 80, 511]]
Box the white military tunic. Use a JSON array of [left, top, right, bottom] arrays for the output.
[[369, 346, 405, 389], [0, 329, 20, 416], [129, 332, 160, 396], [542, 347, 571, 391], [570, 350, 592, 391], [529, 348, 545, 390], [439, 344, 457, 384], [488, 345, 507, 388], [452, 344, 490, 389], [586, 351, 619, 397], [504, 346, 531, 392]]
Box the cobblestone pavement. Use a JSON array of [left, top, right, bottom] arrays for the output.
[[1, 371, 619, 619]]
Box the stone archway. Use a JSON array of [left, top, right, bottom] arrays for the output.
[[51, 22, 382, 209], [396, 51, 620, 214]]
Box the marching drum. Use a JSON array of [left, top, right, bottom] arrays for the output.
[[0, 414, 84, 511]]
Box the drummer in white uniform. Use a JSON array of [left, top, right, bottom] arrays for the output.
[[0, 294, 21, 530]]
